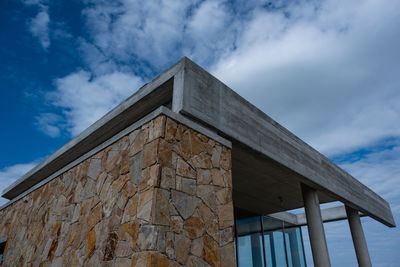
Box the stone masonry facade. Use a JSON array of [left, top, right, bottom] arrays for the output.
[[0, 115, 235, 267]]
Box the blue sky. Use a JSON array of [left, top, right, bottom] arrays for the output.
[[0, 0, 399, 266]]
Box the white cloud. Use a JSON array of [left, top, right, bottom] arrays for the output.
[[71, 0, 400, 156], [0, 162, 37, 206], [51, 70, 143, 136], [339, 141, 400, 207], [81, 0, 197, 73], [183, 0, 235, 64], [212, 0, 400, 156], [35, 113, 62, 137], [25, 2, 50, 49]]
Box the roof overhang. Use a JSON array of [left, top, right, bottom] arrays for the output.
[[2, 57, 395, 227]]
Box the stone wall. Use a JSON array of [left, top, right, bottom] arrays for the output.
[[0, 114, 235, 267]]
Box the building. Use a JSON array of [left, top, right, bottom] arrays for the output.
[[0, 57, 395, 267]]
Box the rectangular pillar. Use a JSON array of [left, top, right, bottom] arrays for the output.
[[345, 206, 372, 267], [301, 184, 331, 267]]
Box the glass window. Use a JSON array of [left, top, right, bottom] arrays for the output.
[[262, 216, 287, 267], [270, 230, 287, 267], [234, 212, 306, 267], [283, 227, 306, 267], [236, 216, 265, 267], [285, 232, 293, 267]]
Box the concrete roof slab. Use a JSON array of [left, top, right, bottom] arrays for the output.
[[2, 57, 395, 228]]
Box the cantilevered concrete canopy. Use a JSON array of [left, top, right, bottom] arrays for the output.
[[2, 57, 395, 228]]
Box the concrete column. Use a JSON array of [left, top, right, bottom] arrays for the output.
[[345, 206, 372, 267], [301, 184, 331, 267]]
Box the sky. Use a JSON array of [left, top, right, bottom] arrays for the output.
[[0, 0, 399, 266]]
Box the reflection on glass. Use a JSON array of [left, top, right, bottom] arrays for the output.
[[236, 217, 265, 267], [285, 232, 293, 267], [283, 227, 306, 267], [235, 213, 306, 267], [262, 217, 287, 267]]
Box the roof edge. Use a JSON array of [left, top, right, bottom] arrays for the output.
[[1, 106, 231, 210], [2, 57, 189, 200]]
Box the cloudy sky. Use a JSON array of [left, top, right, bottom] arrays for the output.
[[0, 0, 399, 265]]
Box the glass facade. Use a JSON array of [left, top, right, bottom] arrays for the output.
[[235, 213, 306, 267]]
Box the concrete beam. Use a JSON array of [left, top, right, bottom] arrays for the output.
[[296, 206, 365, 226], [269, 205, 367, 227], [268, 211, 299, 225], [174, 58, 395, 227]]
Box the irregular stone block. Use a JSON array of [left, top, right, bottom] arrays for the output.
[[158, 139, 173, 167], [203, 235, 220, 267], [139, 165, 160, 192], [184, 217, 205, 239], [197, 185, 218, 211], [165, 118, 177, 142], [171, 190, 200, 220], [175, 234, 191, 264], [166, 232, 175, 259], [180, 177, 196, 195], [176, 158, 196, 179], [170, 216, 184, 234], [115, 240, 133, 257], [211, 145, 222, 168], [191, 237, 204, 257], [153, 188, 170, 226], [122, 221, 140, 250], [87, 202, 103, 229], [219, 243, 235, 267], [143, 139, 158, 168], [211, 168, 224, 187], [217, 203, 234, 229], [137, 225, 158, 250], [219, 227, 234, 246], [137, 189, 154, 222], [122, 194, 138, 223], [130, 151, 143, 185], [220, 147, 231, 170], [160, 167, 175, 189], [189, 152, 212, 169], [148, 115, 166, 142], [87, 158, 102, 180], [130, 128, 148, 156], [190, 131, 205, 155], [85, 229, 96, 258], [115, 257, 131, 266], [197, 169, 212, 185], [187, 255, 212, 267], [103, 232, 118, 261]]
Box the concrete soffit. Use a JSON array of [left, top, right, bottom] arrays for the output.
[[1, 57, 395, 228], [268, 206, 367, 227]]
